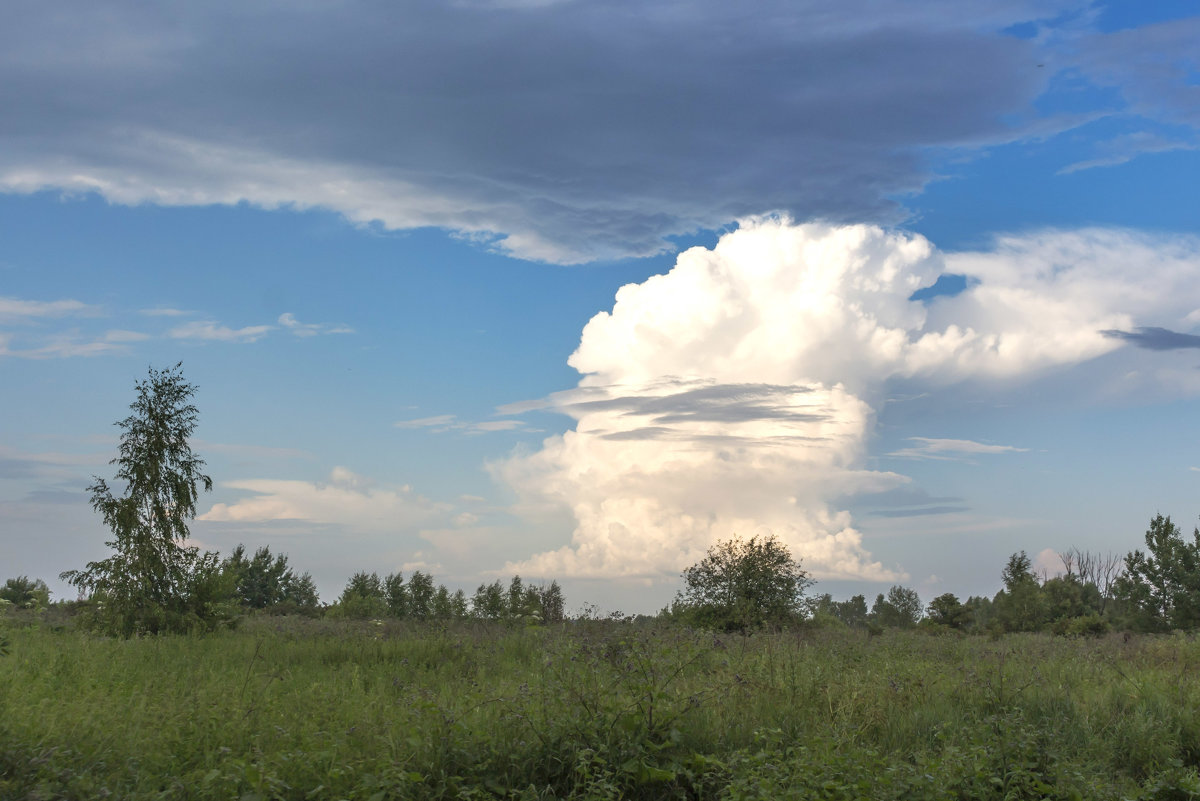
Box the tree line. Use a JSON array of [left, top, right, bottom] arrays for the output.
[[8, 364, 1200, 638]]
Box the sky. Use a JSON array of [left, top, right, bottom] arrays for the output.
[[3, 0, 1200, 614]]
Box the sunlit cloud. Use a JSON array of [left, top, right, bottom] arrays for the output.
[[498, 219, 1200, 582], [200, 466, 447, 533]]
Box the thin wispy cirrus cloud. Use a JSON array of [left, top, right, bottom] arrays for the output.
[[3, 1, 1196, 263], [139, 307, 193, 317], [0, 297, 350, 356], [0, 326, 151, 360], [167, 312, 351, 343], [888, 437, 1030, 462], [1058, 132, 1198, 175], [0, 295, 121, 358], [0, 296, 98, 322], [168, 320, 274, 344], [396, 415, 529, 435]]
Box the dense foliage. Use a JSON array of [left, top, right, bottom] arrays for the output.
[[672, 534, 812, 631], [1114, 513, 1200, 632], [4, 620, 1200, 800], [329, 571, 565, 623], [0, 577, 49, 611], [223, 545, 321, 615]]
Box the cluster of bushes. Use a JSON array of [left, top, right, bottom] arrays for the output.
[[13, 543, 568, 628], [222, 544, 321, 616], [328, 570, 565, 623], [0, 576, 50, 611], [810, 584, 924, 632], [805, 515, 1200, 637], [808, 552, 1117, 637]]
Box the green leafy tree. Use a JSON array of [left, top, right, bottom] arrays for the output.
[[674, 534, 812, 631], [810, 593, 869, 628], [538, 580, 565, 623], [507, 575, 526, 618], [284, 572, 321, 615], [449, 588, 470, 619], [472, 580, 506, 620], [926, 592, 970, 629], [407, 571, 435, 619], [0, 577, 51, 609], [60, 364, 234, 636], [223, 545, 295, 609], [1114, 514, 1200, 631], [871, 586, 921, 628], [336, 571, 386, 618], [1042, 574, 1092, 630], [962, 595, 994, 632], [993, 551, 1047, 632], [383, 572, 409, 618], [835, 594, 869, 628], [431, 585, 453, 619]]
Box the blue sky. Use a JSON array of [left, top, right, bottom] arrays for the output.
[[3, 0, 1199, 613]]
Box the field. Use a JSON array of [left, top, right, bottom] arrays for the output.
[[3, 617, 1200, 800]]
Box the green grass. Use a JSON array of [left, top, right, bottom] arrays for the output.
[[3, 616, 1200, 799]]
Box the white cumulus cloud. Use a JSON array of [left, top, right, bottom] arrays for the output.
[[200, 467, 446, 532], [498, 219, 1200, 582]]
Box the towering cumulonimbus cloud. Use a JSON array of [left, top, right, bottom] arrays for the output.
[[497, 219, 1200, 580]]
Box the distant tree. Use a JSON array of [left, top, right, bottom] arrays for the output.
[[835, 594, 869, 628], [60, 364, 233, 636], [407, 571, 435, 619], [336, 571, 386, 619], [1061, 547, 1123, 615], [872, 586, 921, 628], [926, 593, 970, 630], [1001, 551, 1035, 589], [472, 580, 506, 620], [431, 585, 454, 619], [286, 572, 321, 614], [993, 551, 1047, 632], [538, 581, 565, 623], [507, 575, 526, 618], [674, 534, 812, 632], [0, 577, 50, 610], [962, 595, 994, 632], [224, 545, 294, 609], [504, 575, 545, 621], [811, 593, 869, 628], [383, 573, 409, 618], [450, 589, 470, 619], [1042, 575, 1091, 625], [1114, 514, 1200, 632]]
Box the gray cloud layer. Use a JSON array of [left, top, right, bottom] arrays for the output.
[[1102, 326, 1200, 351], [0, 0, 1122, 263]]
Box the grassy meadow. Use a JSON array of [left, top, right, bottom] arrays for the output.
[[3, 616, 1200, 800]]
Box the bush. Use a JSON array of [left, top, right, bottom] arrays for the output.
[[0, 577, 50, 610], [672, 534, 811, 631]]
